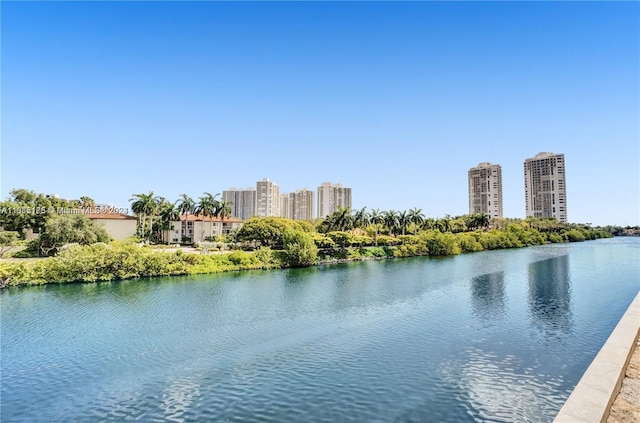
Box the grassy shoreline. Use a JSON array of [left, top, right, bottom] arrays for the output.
[[0, 225, 611, 288]]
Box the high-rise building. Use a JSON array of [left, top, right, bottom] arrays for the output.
[[256, 178, 280, 217], [317, 182, 352, 218], [291, 189, 315, 220], [278, 189, 314, 220], [524, 152, 567, 222], [222, 187, 256, 220], [468, 162, 503, 218], [280, 193, 292, 219]]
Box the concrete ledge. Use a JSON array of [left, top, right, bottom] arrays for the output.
[[554, 291, 640, 423]]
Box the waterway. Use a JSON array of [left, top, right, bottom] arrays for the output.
[[2, 238, 639, 422]]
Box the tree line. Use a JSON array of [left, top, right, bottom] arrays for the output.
[[0, 189, 110, 257], [0, 190, 620, 285], [0, 188, 630, 260], [317, 206, 490, 240]]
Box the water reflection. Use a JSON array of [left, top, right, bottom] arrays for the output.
[[161, 377, 201, 423], [527, 254, 573, 337], [282, 266, 319, 283], [470, 272, 506, 322], [442, 347, 567, 422]]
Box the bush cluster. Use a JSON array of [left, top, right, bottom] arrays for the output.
[[0, 219, 613, 287], [0, 241, 282, 286]]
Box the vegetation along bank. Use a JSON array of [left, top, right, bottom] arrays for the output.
[[0, 203, 613, 287]]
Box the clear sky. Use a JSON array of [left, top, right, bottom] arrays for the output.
[[1, 1, 638, 226]]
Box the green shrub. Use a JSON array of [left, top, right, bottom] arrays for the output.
[[228, 251, 256, 266], [311, 233, 336, 248], [283, 229, 318, 267], [351, 234, 373, 246], [420, 231, 461, 256], [564, 229, 586, 242], [366, 247, 388, 258], [253, 246, 279, 268], [546, 232, 564, 243], [397, 235, 421, 245], [376, 235, 399, 246], [326, 231, 354, 247], [237, 216, 314, 247], [347, 248, 365, 259], [456, 233, 484, 253], [323, 248, 349, 260]]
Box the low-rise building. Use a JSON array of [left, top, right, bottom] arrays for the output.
[[87, 212, 138, 240], [163, 215, 243, 244]]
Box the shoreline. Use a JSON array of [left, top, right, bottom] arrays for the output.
[[0, 236, 613, 288]]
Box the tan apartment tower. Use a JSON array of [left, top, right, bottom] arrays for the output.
[[256, 178, 280, 217], [280, 189, 315, 220], [317, 182, 352, 218], [524, 152, 567, 222], [468, 162, 503, 218], [291, 189, 315, 220], [222, 187, 257, 220], [280, 194, 292, 219]]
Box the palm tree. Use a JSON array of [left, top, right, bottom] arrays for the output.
[[177, 194, 195, 243], [195, 192, 220, 241], [130, 194, 146, 237], [353, 207, 369, 231], [423, 217, 436, 231], [435, 215, 451, 233], [370, 209, 383, 245], [398, 210, 409, 236], [383, 210, 399, 237], [159, 201, 180, 243], [209, 193, 221, 239], [195, 195, 210, 241], [147, 196, 162, 242], [334, 206, 353, 232], [218, 199, 232, 237], [130, 191, 157, 241], [79, 196, 95, 210], [477, 213, 490, 230], [408, 208, 425, 235], [318, 214, 336, 233]]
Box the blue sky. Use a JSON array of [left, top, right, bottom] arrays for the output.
[[1, 1, 638, 226]]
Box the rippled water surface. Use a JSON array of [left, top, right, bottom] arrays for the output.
[[2, 238, 639, 422]]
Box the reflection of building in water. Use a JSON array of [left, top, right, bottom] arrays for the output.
[[527, 254, 572, 336], [471, 272, 506, 321]]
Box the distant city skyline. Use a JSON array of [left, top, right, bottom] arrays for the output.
[[223, 180, 344, 221], [2, 2, 638, 226]]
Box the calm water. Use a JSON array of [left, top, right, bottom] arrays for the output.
[[2, 238, 639, 422]]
